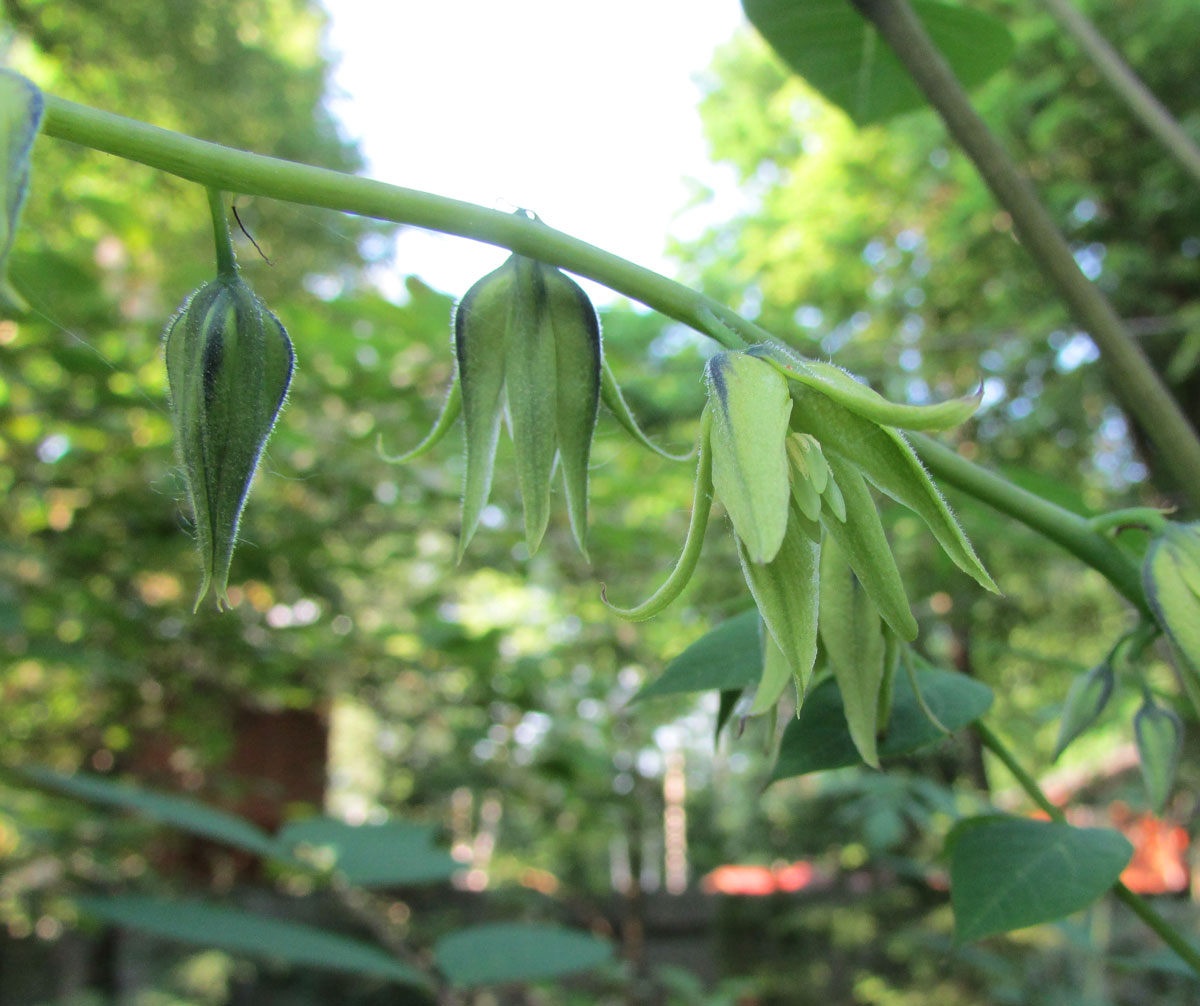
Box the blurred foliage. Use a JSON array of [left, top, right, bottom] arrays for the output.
[[1, 0, 1199, 1003]]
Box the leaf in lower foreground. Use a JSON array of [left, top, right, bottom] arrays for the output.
[[633, 609, 762, 701], [769, 666, 992, 782], [15, 766, 285, 860], [76, 896, 426, 987], [435, 922, 613, 986], [278, 816, 458, 887], [948, 817, 1132, 944]]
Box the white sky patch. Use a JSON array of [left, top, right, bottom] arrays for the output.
[[320, 1, 746, 304]]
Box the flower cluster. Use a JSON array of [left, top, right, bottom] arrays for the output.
[[606, 344, 996, 765]]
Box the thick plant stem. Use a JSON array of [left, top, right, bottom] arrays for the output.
[[911, 433, 1147, 614], [848, 0, 1200, 508], [30, 94, 1159, 614], [975, 721, 1200, 978], [40, 95, 760, 352], [1034, 0, 1200, 188]]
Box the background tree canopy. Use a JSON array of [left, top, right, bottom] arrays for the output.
[[1, 0, 1198, 1003]]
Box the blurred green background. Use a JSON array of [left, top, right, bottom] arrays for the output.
[[1, 0, 1198, 1002]]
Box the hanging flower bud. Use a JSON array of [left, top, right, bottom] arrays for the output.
[[1134, 696, 1182, 813], [166, 192, 294, 610], [1052, 660, 1115, 762], [0, 70, 44, 312], [450, 252, 601, 558]]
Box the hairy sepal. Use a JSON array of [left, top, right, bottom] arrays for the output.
[[706, 352, 793, 564], [790, 387, 996, 593], [738, 505, 819, 696], [818, 533, 887, 768]]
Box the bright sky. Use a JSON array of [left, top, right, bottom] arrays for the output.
[[320, 1, 747, 304]]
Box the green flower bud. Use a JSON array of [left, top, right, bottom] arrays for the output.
[[1143, 522, 1200, 678], [165, 273, 294, 610], [0, 70, 43, 311], [453, 253, 600, 558], [1134, 697, 1182, 813], [1052, 660, 1115, 762]]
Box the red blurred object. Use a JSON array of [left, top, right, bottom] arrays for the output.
[[702, 861, 815, 896], [1110, 804, 1190, 895]]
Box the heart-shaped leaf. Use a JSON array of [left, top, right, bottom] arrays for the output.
[[949, 816, 1132, 943]]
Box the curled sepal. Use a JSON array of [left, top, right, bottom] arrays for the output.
[[547, 266, 602, 558], [1142, 522, 1200, 678], [738, 505, 820, 695], [603, 407, 713, 620], [706, 351, 793, 563], [454, 259, 512, 559], [378, 379, 462, 463], [751, 344, 982, 431], [0, 71, 44, 311], [1134, 696, 1182, 813], [1052, 660, 1115, 762], [165, 276, 294, 610], [600, 358, 691, 461], [791, 388, 997, 593], [820, 451, 918, 641], [819, 533, 887, 768]]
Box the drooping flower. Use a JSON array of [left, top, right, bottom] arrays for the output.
[[381, 247, 685, 559], [606, 343, 995, 764]]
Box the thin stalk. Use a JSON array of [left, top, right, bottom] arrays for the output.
[[206, 188, 236, 278], [975, 720, 1200, 978], [911, 433, 1148, 614], [849, 0, 1200, 508], [1034, 0, 1200, 188]]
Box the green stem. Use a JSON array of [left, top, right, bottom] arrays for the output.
[[911, 433, 1148, 615], [32, 93, 1151, 614], [206, 188, 237, 278], [1034, 0, 1200, 189], [40, 94, 758, 351], [849, 0, 1200, 509], [975, 720, 1200, 978]]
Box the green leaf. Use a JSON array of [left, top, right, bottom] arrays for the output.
[[949, 817, 1132, 944], [634, 609, 762, 701], [14, 767, 285, 859], [0, 70, 43, 309], [279, 816, 458, 887], [770, 666, 993, 781], [435, 922, 612, 986], [742, 0, 1014, 126], [76, 896, 426, 987]]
